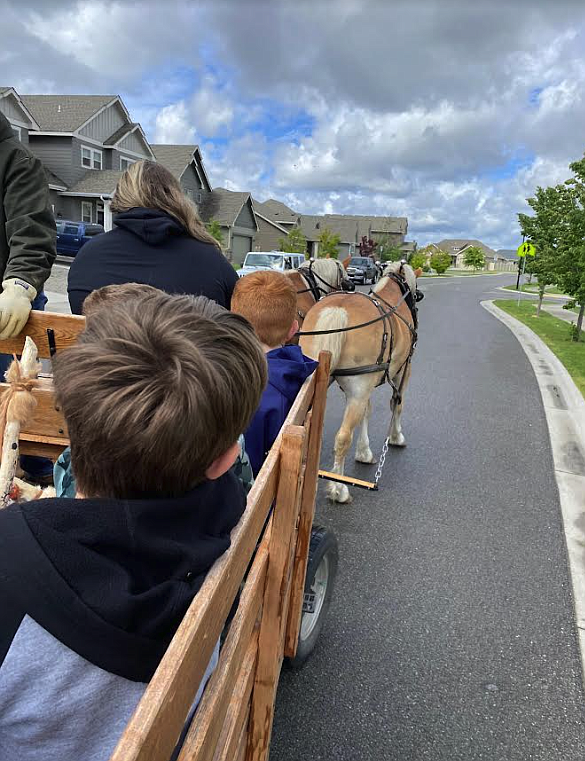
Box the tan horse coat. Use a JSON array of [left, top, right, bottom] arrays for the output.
[[300, 262, 418, 502]]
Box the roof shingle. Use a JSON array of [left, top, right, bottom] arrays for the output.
[[22, 95, 116, 131], [198, 188, 252, 227], [151, 144, 200, 180], [66, 170, 122, 195]]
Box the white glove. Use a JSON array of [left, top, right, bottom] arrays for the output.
[[0, 279, 37, 340]]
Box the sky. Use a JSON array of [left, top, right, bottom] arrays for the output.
[[2, 0, 585, 248]]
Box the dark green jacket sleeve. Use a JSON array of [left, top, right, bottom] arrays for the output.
[[3, 153, 56, 292]]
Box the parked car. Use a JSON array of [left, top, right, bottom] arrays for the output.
[[56, 220, 104, 257], [237, 251, 302, 277], [346, 256, 377, 284]]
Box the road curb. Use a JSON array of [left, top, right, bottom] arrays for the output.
[[482, 299, 585, 674]]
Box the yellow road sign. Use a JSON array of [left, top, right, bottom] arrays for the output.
[[517, 241, 536, 257]]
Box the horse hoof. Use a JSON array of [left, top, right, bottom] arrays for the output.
[[355, 449, 376, 464], [389, 434, 406, 447], [327, 483, 352, 503]]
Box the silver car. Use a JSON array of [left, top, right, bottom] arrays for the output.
[[236, 251, 304, 277]]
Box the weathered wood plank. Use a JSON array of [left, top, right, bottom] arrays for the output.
[[177, 546, 268, 761], [0, 310, 85, 359], [285, 352, 331, 657], [247, 426, 306, 761], [212, 633, 258, 761]]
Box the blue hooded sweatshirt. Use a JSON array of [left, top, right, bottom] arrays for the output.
[[245, 345, 318, 476]]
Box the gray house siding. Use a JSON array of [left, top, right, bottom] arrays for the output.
[[118, 130, 148, 156], [180, 164, 207, 207], [194, 154, 211, 191], [255, 217, 286, 251], [16, 127, 29, 145], [71, 137, 102, 184], [28, 136, 75, 186], [234, 201, 256, 230], [79, 101, 125, 142]]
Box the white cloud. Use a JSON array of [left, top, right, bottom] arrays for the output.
[[154, 102, 195, 144]]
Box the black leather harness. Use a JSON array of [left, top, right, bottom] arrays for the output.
[[296, 269, 422, 396]]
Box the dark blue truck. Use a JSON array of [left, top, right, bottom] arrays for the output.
[[56, 220, 104, 257]]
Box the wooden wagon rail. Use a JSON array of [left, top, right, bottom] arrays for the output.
[[0, 311, 331, 760]]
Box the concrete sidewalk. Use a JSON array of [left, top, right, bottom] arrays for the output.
[[541, 302, 584, 332]]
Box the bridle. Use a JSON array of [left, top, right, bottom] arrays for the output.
[[297, 259, 354, 296]]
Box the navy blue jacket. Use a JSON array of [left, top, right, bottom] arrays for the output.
[[245, 346, 318, 476], [67, 208, 238, 314]]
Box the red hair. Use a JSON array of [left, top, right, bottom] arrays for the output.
[[231, 271, 297, 347]]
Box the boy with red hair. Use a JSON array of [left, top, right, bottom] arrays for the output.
[[231, 270, 318, 475]]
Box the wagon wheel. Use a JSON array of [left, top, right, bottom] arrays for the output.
[[286, 525, 338, 669]]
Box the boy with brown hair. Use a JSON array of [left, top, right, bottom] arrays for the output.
[[0, 289, 266, 761], [231, 270, 318, 475], [54, 284, 256, 498]]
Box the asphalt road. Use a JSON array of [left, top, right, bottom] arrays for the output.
[[271, 274, 585, 760]]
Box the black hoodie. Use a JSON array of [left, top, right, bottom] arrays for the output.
[[67, 207, 238, 314], [0, 472, 245, 761]]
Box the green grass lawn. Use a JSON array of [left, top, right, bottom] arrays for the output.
[[494, 299, 585, 396], [502, 283, 568, 296]]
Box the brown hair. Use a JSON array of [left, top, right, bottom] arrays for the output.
[[53, 291, 267, 499], [82, 282, 162, 317], [111, 160, 221, 250], [231, 271, 297, 347]]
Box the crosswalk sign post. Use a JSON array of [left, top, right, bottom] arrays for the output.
[[515, 240, 535, 290]]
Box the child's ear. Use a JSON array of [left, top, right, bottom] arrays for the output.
[[286, 320, 299, 342], [206, 441, 240, 481]]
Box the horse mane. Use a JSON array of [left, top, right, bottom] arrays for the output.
[[298, 258, 343, 289], [375, 261, 417, 295]]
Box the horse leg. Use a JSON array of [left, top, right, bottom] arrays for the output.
[[355, 398, 376, 464], [328, 397, 367, 503], [388, 363, 412, 447]]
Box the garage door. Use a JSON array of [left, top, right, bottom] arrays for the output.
[[231, 235, 253, 264]]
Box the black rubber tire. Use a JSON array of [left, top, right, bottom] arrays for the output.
[[286, 525, 338, 669]]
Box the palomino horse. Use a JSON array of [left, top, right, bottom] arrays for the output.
[[299, 261, 419, 503], [286, 258, 354, 328]]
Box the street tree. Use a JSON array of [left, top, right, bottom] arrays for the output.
[[318, 227, 341, 259], [409, 252, 426, 270], [430, 250, 451, 275], [560, 155, 585, 337], [518, 185, 571, 316], [377, 235, 403, 262], [463, 246, 485, 271], [279, 227, 307, 254], [206, 219, 224, 246]]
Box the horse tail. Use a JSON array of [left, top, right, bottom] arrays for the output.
[[301, 306, 348, 371]]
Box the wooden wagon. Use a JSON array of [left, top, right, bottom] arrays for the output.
[[0, 311, 336, 761]]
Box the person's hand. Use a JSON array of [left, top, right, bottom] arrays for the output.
[[0, 279, 37, 339]]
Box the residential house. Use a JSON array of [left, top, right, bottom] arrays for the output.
[[14, 93, 154, 225], [430, 239, 498, 268], [297, 213, 408, 259], [198, 188, 258, 264], [252, 198, 296, 251], [151, 144, 212, 206]]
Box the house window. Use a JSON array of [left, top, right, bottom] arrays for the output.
[[120, 156, 135, 171], [11, 125, 21, 140], [81, 146, 102, 170], [81, 202, 93, 223], [196, 191, 202, 204]]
